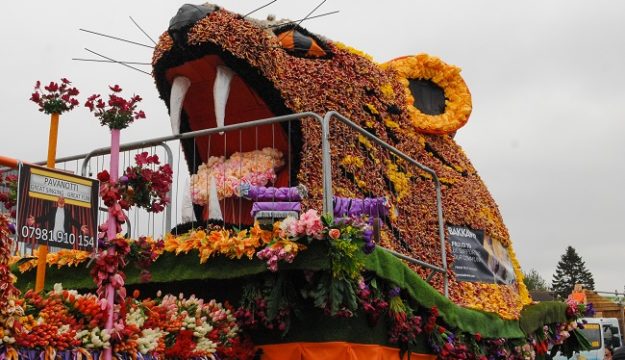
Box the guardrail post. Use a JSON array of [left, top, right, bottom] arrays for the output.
[[321, 115, 333, 216]]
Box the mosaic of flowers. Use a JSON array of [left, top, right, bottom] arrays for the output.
[[152, 6, 527, 315]]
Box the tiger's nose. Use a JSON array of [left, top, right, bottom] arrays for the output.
[[168, 4, 216, 46]]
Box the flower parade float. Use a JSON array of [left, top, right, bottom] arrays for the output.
[[1, 3, 595, 360]]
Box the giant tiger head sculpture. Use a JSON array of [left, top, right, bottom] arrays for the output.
[[152, 3, 530, 319]]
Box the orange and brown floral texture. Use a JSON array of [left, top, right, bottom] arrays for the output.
[[151, 4, 530, 318]]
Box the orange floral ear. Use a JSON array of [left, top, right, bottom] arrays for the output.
[[382, 54, 472, 135]]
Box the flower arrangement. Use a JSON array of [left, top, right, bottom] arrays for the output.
[[85, 85, 146, 130], [190, 148, 284, 204], [98, 152, 172, 213], [29, 78, 80, 114], [0, 214, 22, 347], [3, 285, 256, 359], [90, 234, 130, 301], [0, 173, 17, 218]]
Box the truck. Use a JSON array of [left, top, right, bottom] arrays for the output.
[[553, 317, 622, 360]]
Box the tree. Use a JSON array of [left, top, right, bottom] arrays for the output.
[[551, 246, 595, 299], [523, 268, 549, 291]]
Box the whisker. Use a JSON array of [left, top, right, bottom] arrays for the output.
[[129, 16, 157, 46], [83, 48, 152, 75], [243, 0, 278, 19], [264, 10, 340, 28], [72, 58, 151, 65], [277, 0, 326, 44], [79, 28, 154, 49]]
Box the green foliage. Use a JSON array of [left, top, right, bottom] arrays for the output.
[[523, 269, 549, 291], [551, 246, 595, 299], [310, 273, 358, 316], [328, 238, 364, 281]]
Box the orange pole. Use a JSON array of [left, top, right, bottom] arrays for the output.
[[0, 156, 19, 168], [34, 112, 60, 292]]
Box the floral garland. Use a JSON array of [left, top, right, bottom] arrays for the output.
[[381, 54, 472, 135], [190, 147, 284, 204], [98, 152, 172, 214], [85, 85, 146, 130], [29, 78, 80, 115]]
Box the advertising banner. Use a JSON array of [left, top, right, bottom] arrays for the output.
[[449, 225, 516, 285], [16, 164, 98, 251]]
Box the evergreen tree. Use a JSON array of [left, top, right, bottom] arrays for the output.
[[523, 268, 549, 291], [551, 246, 595, 299]]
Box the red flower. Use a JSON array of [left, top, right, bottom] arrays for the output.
[[30, 78, 80, 114], [44, 81, 59, 92], [97, 170, 110, 182], [86, 85, 145, 129]]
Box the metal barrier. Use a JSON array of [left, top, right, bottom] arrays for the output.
[[3, 111, 449, 297], [30, 143, 174, 240], [323, 111, 448, 297]]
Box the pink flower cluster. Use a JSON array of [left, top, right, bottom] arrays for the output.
[[190, 148, 283, 204], [278, 210, 323, 240], [256, 245, 296, 272], [90, 235, 130, 301]]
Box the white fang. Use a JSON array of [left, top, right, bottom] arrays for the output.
[[213, 65, 235, 132], [208, 176, 223, 221], [169, 76, 191, 135]]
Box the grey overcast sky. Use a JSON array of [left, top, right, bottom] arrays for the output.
[[1, 1, 624, 293]]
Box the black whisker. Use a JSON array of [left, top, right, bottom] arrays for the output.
[[276, 0, 326, 43], [83, 48, 151, 75], [129, 16, 157, 45], [79, 28, 154, 49], [72, 58, 151, 65], [298, 0, 327, 28], [243, 0, 278, 19], [264, 10, 340, 28]]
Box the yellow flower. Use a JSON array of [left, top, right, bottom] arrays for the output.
[[385, 160, 411, 202], [380, 83, 395, 100], [333, 42, 374, 62], [381, 54, 472, 135]]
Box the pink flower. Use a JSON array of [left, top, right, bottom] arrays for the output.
[[297, 209, 323, 239], [328, 228, 341, 240]]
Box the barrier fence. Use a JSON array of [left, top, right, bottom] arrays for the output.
[[0, 112, 449, 296]]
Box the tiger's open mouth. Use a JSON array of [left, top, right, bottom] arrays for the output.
[[154, 5, 303, 224]]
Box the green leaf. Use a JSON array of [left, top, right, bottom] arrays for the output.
[[267, 275, 284, 321]]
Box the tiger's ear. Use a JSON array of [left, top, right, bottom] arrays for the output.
[[381, 54, 472, 135]]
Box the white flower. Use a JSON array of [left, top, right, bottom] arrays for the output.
[[195, 337, 217, 354], [126, 307, 147, 328], [137, 328, 166, 354], [53, 283, 63, 294]]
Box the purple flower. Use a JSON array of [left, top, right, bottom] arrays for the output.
[[389, 287, 401, 298]]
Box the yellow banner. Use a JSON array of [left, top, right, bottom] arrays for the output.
[[28, 191, 91, 208]]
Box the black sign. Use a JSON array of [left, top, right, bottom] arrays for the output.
[[16, 164, 98, 251], [449, 226, 515, 285]]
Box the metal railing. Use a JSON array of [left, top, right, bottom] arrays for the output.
[[5, 111, 449, 296], [323, 111, 448, 297]]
